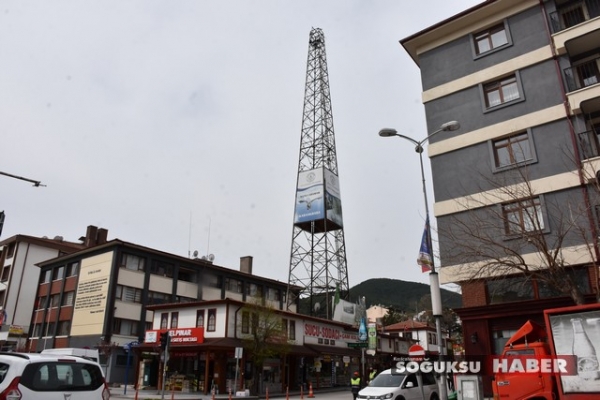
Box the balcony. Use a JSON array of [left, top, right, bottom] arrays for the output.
[[579, 129, 600, 159], [564, 57, 600, 92], [550, 0, 600, 33]]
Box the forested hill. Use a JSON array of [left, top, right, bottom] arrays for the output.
[[349, 278, 462, 311]]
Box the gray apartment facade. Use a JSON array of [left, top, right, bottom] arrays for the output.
[[401, 0, 600, 393]]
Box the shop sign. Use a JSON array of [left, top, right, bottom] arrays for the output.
[[145, 327, 204, 345], [8, 325, 24, 336], [304, 323, 356, 340]]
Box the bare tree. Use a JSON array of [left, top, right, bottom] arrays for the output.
[[241, 297, 290, 394], [437, 162, 599, 305]]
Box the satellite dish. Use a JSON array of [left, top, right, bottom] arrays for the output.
[[208, 254, 215, 261], [193, 250, 199, 258], [314, 302, 321, 312]]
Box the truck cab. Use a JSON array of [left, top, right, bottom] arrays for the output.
[[492, 321, 556, 400]]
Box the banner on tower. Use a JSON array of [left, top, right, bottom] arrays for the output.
[[294, 168, 325, 224], [332, 297, 356, 325], [324, 168, 343, 228]]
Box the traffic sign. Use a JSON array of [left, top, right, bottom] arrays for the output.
[[347, 342, 368, 348], [408, 344, 425, 361]]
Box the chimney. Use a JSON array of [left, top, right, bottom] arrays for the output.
[[84, 225, 98, 247], [97, 228, 108, 245], [82, 225, 108, 247], [240, 256, 253, 274]]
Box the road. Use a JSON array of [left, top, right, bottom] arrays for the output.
[[109, 387, 353, 400]]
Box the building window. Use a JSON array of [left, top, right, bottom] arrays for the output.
[[40, 270, 51, 284], [207, 309, 216, 332], [282, 318, 288, 338], [35, 296, 47, 310], [487, 276, 535, 304], [52, 266, 65, 281], [61, 292, 74, 306], [267, 288, 281, 301], [151, 260, 173, 277], [225, 278, 243, 293], [66, 262, 79, 277], [483, 74, 522, 109], [50, 294, 60, 308], [289, 320, 296, 340], [1, 266, 10, 282], [492, 131, 535, 170], [246, 283, 263, 298], [160, 313, 168, 329], [121, 254, 145, 271], [502, 197, 545, 235], [112, 318, 139, 336], [205, 273, 222, 288], [116, 285, 143, 303], [196, 310, 205, 327], [148, 291, 170, 305], [170, 312, 179, 329], [538, 268, 591, 298], [473, 22, 509, 56], [241, 311, 250, 334], [57, 321, 70, 336], [32, 323, 42, 337]]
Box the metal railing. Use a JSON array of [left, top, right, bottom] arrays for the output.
[[550, 0, 600, 33], [564, 57, 600, 91], [578, 129, 600, 159]]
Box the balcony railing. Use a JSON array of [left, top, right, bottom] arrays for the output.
[[564, 57, 600, 92], [550, 0, 600, 33], [578, 129, 600, 159]]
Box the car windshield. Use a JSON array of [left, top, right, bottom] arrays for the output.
[[369, 373, 405, 387]]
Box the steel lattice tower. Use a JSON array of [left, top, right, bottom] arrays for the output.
[[286, 28, 350, 319]]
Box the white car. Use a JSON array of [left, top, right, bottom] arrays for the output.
[[0, 352, 110, 399], [357, 369, 439, 400]]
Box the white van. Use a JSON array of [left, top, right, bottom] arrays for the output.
[[41, 348, 100, 363], [357, 368, 439, 400]]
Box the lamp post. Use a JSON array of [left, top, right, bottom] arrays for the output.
[[379, 120, 460, 400]]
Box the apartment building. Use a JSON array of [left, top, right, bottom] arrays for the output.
[[400, 0, 600, 392], [0, 226, 100, 349]]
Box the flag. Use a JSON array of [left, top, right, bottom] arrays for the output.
[[333, 284, 340, 307], [417, 217, 433, 273]]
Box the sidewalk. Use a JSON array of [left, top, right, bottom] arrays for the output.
[[109, 386, 349, 400]]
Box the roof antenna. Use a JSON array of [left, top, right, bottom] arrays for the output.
[[188, 211, 192, 258], [206, 217, 211, 256]]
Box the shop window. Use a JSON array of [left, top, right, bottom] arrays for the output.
[[487, 276, 535, 304]]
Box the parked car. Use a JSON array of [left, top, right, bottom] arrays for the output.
[[357, 368, 439, 400], [0, 352, 110, 399]]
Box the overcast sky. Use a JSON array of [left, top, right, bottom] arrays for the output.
[[1, 1, 481, 293]]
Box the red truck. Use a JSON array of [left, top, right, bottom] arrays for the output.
[[492, 303, 600, 400]]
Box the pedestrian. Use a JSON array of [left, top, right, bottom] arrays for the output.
[[368, 367, 377, 384], [351, 371, 361, 400]]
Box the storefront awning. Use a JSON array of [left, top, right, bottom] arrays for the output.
[[306, 344, 362, 357]]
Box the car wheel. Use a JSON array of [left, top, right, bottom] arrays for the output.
[[429, 393, 439, 400], [395, 396, 405, 400]]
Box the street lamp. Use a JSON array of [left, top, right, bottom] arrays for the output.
[[379, 120, 460, 400]]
